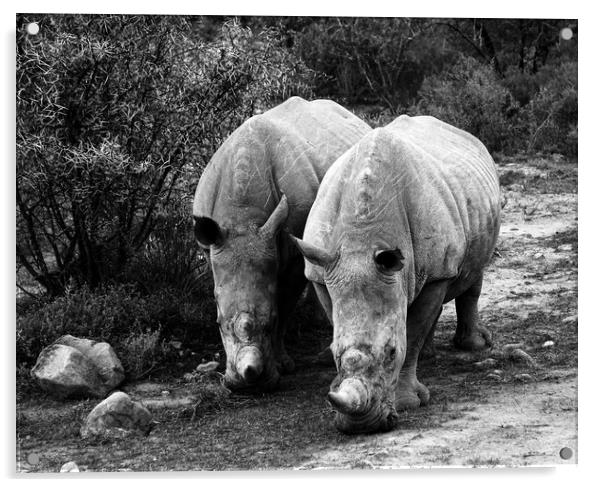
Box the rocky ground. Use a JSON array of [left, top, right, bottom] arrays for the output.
[[16, 154, 577, 471]]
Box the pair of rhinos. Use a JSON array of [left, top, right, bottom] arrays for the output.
[[193, 96, 501, 434]]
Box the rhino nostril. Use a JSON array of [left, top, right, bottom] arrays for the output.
[[236, 346, 264, 384], [242, 363, 262, 383]]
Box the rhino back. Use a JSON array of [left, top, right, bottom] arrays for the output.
[[193, 97, 370, 235], [304, 115, 501, 295]]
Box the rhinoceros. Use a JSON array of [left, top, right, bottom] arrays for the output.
[[292, 115, 501, 433], [192, 96, 370, 391]]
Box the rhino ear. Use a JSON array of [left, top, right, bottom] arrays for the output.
[[289, 234, 336, 268], [194, 216, 225, 248]]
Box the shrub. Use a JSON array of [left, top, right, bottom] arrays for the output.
[[16, 279, 220, 382], [117, 329, 171, 380], [412, 55, 521, 153], [293, 18, 451, 111], [16, 284, 154, 367], [521, 61, 577, 157], [16, 15, 315, 295]]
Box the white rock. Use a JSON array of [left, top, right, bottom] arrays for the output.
[[562, 315, 578, 324], [31, 344, 108, 399], [501, 343, 524, 354], [474, 358, 497, 369], [60, 461, 79, 472], [542, 340, 555, 348], [196, 361, 219, 373], [557, 244, 573, 252], [54, 335, 125, 390], [80, 391, 153, 439], [507, 348, 537, 367]]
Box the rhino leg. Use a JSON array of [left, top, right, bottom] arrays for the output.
[[418, 306, 442, 361], [274, 256, 307, 374], [396, 282, 448, 411], [312, 282, 335, 366], [453, 275, 493, 351]]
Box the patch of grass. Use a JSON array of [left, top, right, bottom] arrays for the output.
[[467, 456, 502, 467], [544, 228, 578, 249]]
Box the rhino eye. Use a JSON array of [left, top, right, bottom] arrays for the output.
[[374, 249, 404, 272]]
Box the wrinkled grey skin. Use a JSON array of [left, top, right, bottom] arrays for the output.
[[293, 115, 501, 433], [192, 97, 370, 391]]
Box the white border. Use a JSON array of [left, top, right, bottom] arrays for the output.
[[3, 2, 597, 486]]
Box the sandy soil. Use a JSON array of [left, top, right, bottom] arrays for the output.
[[16, 154, 578, 471]]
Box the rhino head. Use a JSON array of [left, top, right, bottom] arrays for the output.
[[293, 235, 409, 434], [194, 195, 289, 392]]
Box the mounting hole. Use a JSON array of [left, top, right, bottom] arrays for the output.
[[26, 22, 40, 36], [560, 27, 573, 41], [27, 452, 40, 465], [559, 447, 573, 460]]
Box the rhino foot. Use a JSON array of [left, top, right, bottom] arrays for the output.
[[453, 326, 493, 351], [395, 377, 430, 411]]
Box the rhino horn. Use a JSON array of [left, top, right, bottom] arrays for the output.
[[327, 378, 369, 415], [260, 194, 289, 238], [290, 236, 336, 268]]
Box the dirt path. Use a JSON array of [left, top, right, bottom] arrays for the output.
[[16, 155, 577, 471], [296, 376, 577, 469]]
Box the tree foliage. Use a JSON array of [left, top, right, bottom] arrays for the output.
[[16, 14, 315, 295]]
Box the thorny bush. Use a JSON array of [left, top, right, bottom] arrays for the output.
[[16, 15, 315, 295]]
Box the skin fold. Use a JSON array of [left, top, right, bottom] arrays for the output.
[[192, 97, 370, 391], [294, 115, 501, 433]]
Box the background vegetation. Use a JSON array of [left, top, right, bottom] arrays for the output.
[[16, 15, 577, 392]]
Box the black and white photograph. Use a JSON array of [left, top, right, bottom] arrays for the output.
[[12, 6, 582, 473]]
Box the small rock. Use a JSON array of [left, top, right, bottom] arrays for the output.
[[562, 315, 578, 324], [474, 358, 497, 369], [60, 461, 79, 473], [161, 390, 170, 396], [533, 252, 545, 260], [183, 373, 196, 382], [169, 340, 182, 350], [557, 244, 573, 252], [485, 373, 503, 382], [81, 391, 153, 439], [514, 373, 534, 382], [196, 361, 219, 373], [501, 343, 524, 354], [507, 348, 537, 367], [31, 344, 108, 399], [491, 369, 504, 376], [542, 340, 555, 348]]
